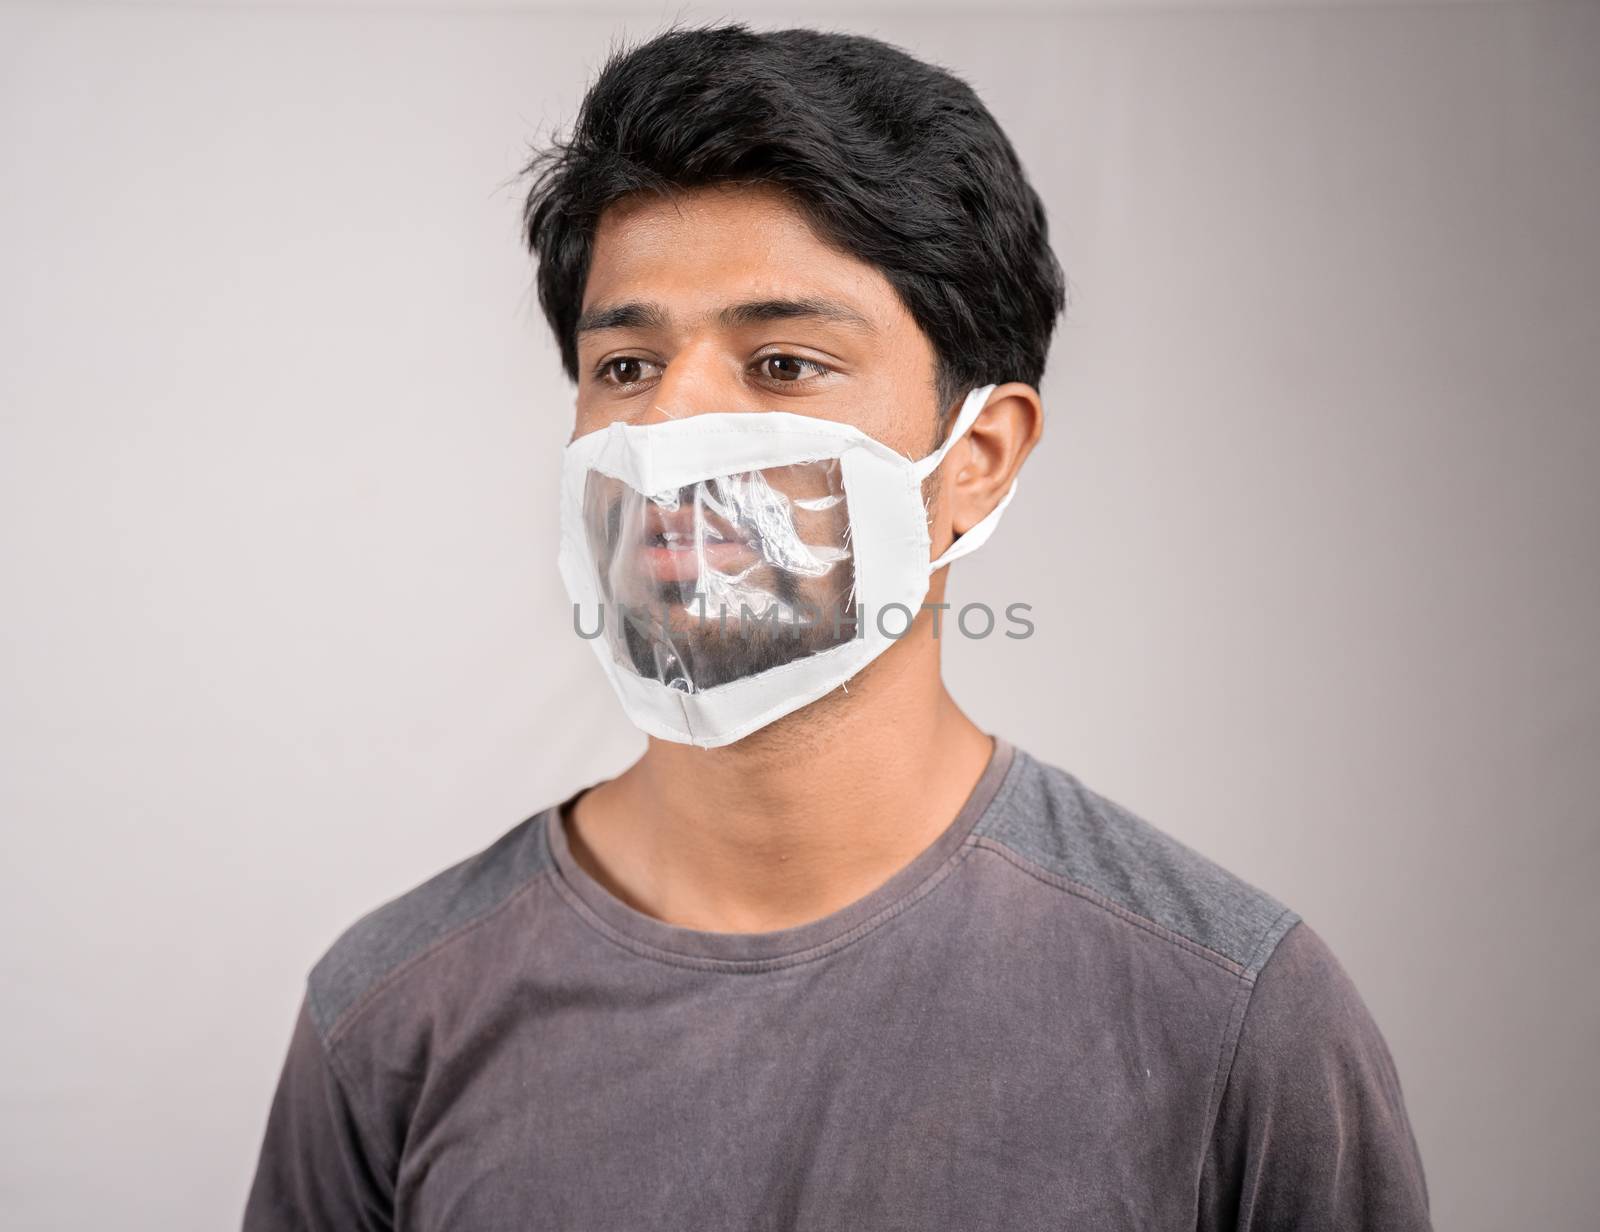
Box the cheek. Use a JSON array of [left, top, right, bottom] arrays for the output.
[[571, 386, 641, 438], [920, 471, 947, 529], [839, 361, 942, 456], [570, 396, 607, 437], [865, 326, 945, 454]]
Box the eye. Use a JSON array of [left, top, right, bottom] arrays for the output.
[[754, 354, 830, 384], [595, 356, 661, 387]]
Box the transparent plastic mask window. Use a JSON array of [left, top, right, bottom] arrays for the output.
[[581, 460, 858, 693]]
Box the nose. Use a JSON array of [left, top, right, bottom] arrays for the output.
[[639, 337, 747, 425]]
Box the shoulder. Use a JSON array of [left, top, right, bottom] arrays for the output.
[[1238, 918, 1402, 1070], [973, 746, 1299, 978], [305, 809, 556, 1045], [1204, 919, 1432, 1224]]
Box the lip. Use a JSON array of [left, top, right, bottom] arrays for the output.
[[636, 500, 759, 583]]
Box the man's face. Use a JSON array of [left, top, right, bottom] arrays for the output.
[[572, 184, 949, 691]]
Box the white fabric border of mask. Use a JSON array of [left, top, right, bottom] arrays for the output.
[[572, 409, 900, 492], [557, 385, 1012, 748], [558, 417, 910, 747], [555, 411, 876, 742], [908, 384, 1013, 571], [591, 439, 931, 748]]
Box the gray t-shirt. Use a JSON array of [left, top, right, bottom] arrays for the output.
[[244, 738, 1430, 1230]]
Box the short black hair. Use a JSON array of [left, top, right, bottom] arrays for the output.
[[522, 23, 1067, 413]]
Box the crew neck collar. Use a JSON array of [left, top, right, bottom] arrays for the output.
[[543, 736, 1019, 972]]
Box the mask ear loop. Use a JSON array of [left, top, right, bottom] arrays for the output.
[[909, 384, 1017, 571]]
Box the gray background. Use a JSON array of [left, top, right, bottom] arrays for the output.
[[2, 0, 1596, 1227]]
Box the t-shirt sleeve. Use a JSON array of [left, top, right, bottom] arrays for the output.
[[1200, 920, 1432, 1231], [242, 995, 395, 1232]]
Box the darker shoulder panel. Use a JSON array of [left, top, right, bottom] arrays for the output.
[[973, 750, 1298, 976], [306, 810, 554, 1042]]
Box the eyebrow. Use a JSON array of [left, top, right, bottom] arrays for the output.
[[574, 297, 876, 336], [717, 297, 876, 332]]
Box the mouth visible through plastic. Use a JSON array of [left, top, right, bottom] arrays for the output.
[[583, 461, 858, 691], [648, 528, 733, 548]]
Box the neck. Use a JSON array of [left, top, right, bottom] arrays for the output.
[[565, 624, 994, 933]]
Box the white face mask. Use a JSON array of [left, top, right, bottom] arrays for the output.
[[559, 384, 1011, 748]]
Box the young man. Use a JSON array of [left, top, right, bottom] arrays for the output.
[[246, 24, 1430, 1231]]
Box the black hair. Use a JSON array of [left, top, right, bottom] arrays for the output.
[[522, 23, 1067, 413]]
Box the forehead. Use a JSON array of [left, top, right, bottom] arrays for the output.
[[581, 184, 912, 330]]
